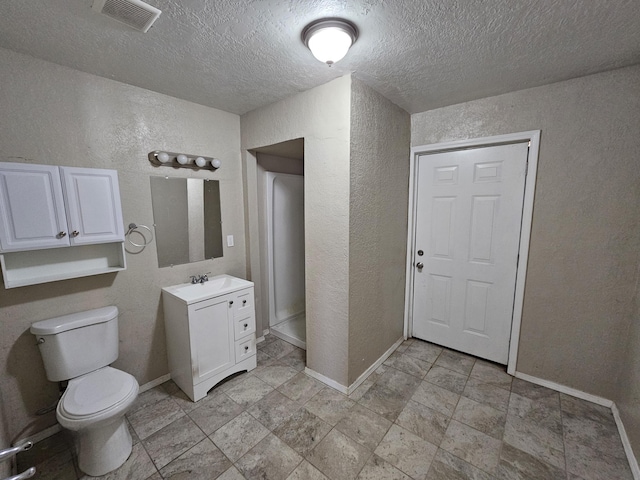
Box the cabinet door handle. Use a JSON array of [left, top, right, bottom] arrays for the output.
[[243, 300, 247, 305], [244, 346, 249, 351], [244, 323, 248, 329], [58, 231, 67, 238], [71, 230, 79, 237], [229, 301, 234, 306]]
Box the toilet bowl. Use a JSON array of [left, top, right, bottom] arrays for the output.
[[31, 306, 139, 476], [57, 367, 139, 476]]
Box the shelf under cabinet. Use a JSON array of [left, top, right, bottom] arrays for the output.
[[0, 242, 126, 288]]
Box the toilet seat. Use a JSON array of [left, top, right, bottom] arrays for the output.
[[57, 367, 138, 428]]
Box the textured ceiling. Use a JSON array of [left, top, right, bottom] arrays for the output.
[[0, 0, 639, 115]]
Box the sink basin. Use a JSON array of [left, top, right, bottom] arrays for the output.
[[162, 274, 253, 304]]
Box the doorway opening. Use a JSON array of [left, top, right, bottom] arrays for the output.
[[254, 139, 306, 349]]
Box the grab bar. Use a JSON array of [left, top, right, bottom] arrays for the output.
[[0, 443, 32, 463], [4, 467, 36, 480]]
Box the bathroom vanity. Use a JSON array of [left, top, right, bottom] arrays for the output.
[[162, 275, 257, 401]]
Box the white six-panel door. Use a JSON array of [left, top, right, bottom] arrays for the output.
[[411, 142, 528, 364]]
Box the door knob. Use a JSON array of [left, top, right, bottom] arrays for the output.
[[416, 262, 424, 269], [71, 230, 79, 237], [58, 231, 67, 238]]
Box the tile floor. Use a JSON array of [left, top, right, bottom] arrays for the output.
[[17, 335, 633, 480]]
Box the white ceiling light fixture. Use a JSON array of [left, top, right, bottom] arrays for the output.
[[302, 18, 358, 65]]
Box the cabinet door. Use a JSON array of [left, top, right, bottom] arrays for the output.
[[60, 167, 124, 245], [190, 296, 235, 383], [0, 163, 70, 252]]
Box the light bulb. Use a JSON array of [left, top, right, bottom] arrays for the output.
[[195, 157, 207, 168], [308, 27, 353, 64], [176, 154, 189, 165], [157, 151, 170, 163], [211, 158, 221, 169]]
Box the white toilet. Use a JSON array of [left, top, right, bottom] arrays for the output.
[[30, 306, 139, 476]]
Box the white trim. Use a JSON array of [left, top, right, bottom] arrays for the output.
[[304, 367, 348, 394], [404, 131, 541, 374], [304, 337, 404, 395], [612, 403, 640, 479], [514, 371, 612, 407], [13, 373, 173, 446], [403, 142, 418, 340], [14, 423, 61, 447], [346, 337, 404, 394], [138, 373, 171, 394], [516, 371, 639, 478], [507, 131, 540, 374]]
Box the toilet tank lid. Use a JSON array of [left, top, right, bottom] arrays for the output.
[[30, 306, 118, 335]]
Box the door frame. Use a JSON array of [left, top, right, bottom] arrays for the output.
[[403, 131, 541, 375]]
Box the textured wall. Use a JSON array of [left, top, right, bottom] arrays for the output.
[[0, 48, 243, 446], [241, 76, 352, 386], [348, 79, 411, 383], [617, 267, 640, 464], [411, 65, 640, 400]]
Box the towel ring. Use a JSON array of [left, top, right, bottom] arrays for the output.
[[126, 223, 154, 248]]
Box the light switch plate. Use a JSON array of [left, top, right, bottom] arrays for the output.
[[227, 235, 234, 247]]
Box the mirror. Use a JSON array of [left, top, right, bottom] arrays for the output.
[[150, 177, 223, 267]]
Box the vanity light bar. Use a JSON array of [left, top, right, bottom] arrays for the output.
[[148, 151, 222, 170]]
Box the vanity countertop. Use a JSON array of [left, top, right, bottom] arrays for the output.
[[162, 274, 253, 304]]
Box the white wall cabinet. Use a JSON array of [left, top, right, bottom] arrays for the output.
[[0, 162, 126, 288], [162, 275, 257, 401], [0, 163, 124, 251]]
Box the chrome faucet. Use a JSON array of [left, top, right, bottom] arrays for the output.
[[190, 273, 210, 284]]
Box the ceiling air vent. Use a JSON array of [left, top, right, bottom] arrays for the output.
[[92, 0, 161, 33]]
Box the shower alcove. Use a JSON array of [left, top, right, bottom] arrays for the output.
[[255, 140, 306, 350]]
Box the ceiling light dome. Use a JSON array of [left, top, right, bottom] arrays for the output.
[[302, 18, 358, 65]]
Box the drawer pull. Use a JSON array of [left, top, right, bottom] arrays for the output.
[[243, 300, 247, 305], [244, 323, 248, 328], [229, 301, 234, 306], [244, 345, 249, 352]]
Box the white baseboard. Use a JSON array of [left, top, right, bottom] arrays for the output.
[[15, 423, 61, 447], [304, 337, 404, 396], [18, 373, 172, 446], [513, 371, 613, 407], [612, 403, 640, 480], [304, 367, 348, 394], [138, 373, 171, 394], [346, 337, 404, 395], [515, 371, 639, 479], [256, 329, 270, 344]]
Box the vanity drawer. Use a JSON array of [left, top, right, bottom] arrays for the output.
[[234, 314, 256, 341], [235, 336, 256, 363], [231, 289, 253, 318]]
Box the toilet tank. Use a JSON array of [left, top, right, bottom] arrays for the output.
[[30, 306, 119, 382]]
